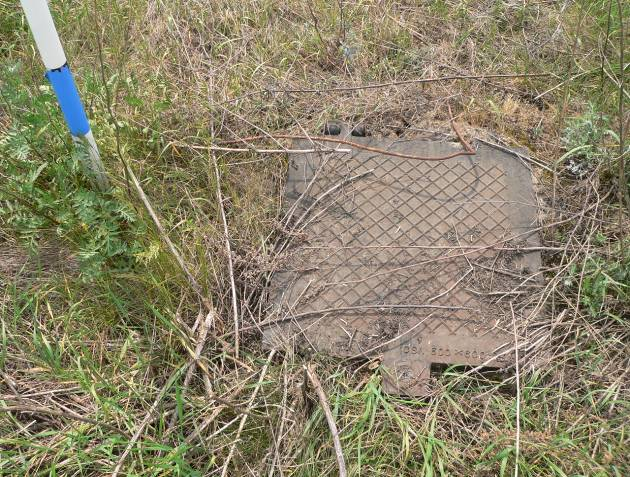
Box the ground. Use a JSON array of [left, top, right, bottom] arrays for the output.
[[0, 0, 628, 476]]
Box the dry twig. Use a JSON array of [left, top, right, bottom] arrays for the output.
[[304, 364, 347, 477], [0, 405, 130, 438], [220, 119, 475, 162], [167, 310, 215, 432], [220, 349, 277, 477], [511, 303, 521, 477], [617, 0, 628, 216], [213, 154, 241, 357], [221, 73, 551, 103], [111, 363, 190, 477]]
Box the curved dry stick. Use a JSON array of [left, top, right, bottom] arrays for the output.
[[304, 364, 347, 477], [219, 121, 475, 162], [0, 405, 130, 438]]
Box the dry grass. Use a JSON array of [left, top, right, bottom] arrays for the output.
[[0, 0, 628, 475]]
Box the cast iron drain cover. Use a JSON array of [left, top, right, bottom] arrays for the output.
[[264, 130, 541, 395]]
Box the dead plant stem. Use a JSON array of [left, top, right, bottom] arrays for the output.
[[304, 364, 347, 477], [220, 349, 276, 477], [0, 405, 130, 438], [213, 154, 240, 357], [617, 0, 628, 221]]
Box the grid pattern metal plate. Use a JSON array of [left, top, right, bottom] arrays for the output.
[[264, 134, 541, 395]]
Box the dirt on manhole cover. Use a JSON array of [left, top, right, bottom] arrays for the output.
[[264, 129, 541, 395]]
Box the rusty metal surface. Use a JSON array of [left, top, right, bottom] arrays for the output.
[[264, 130, 541, 395]]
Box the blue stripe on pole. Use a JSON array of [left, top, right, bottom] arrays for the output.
[[45, 64, 90, 136]]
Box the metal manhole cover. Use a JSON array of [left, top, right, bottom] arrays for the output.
[[264, 129, 541, 395]]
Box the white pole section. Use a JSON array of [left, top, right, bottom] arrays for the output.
[[20, 0, 66, 70], [20, 0, 109, 190]]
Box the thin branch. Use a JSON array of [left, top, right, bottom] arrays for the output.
[[347, 313, 436, 359], [92, 0, 213, 312], [266, 72, 551, 94], [267, 360, 290, 477], [617, 0, 629, 216], [254, 304, 473, 331], [510, 303, 521, 477], [0, 405, 130, 438], [219, 73, 552, 105], [475, 138, 554, 173], [428, 269, 473, 303], [307, 3, 327, 50], [126, 160, 211, 309], [220, 122, 475, 162], [111, 364, 189, 477], [291, 169, 374, 230], [183, 378, 250, 445], [337, 0, 346, 44], [93, 0, 127, 193], [220, 350, 276, 477], [304, 364, 347, 477], [167, 309, 215, 431], [599, 0, 614, 93], [192, 145, 352, 155], [213, 155, 240, 357]]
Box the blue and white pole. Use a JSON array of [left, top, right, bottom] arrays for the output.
[[20, 0, 109, 190]]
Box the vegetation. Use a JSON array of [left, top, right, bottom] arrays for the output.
[[0, 0, 628, 475]]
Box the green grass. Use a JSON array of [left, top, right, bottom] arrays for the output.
[[0, 0, 628, 475]]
